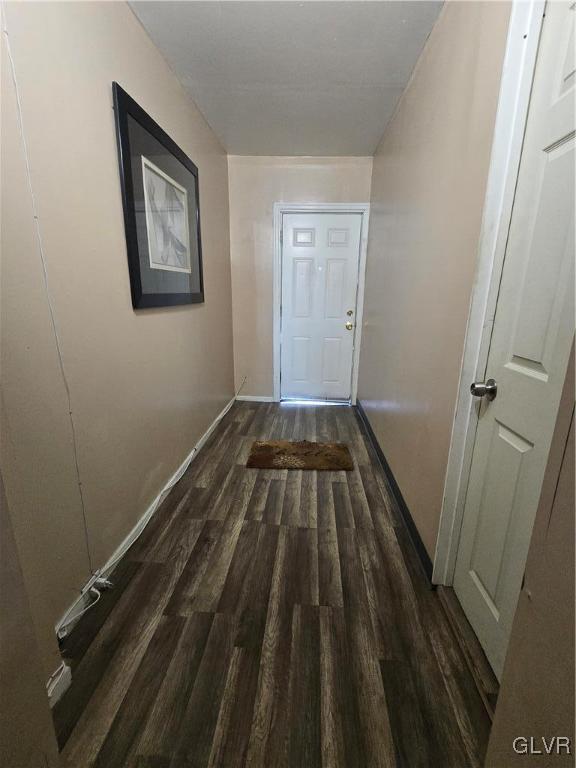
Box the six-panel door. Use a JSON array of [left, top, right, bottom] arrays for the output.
[[280, 212, 362, 400]]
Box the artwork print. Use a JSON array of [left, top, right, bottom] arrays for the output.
[[142, 157, 191, 274]]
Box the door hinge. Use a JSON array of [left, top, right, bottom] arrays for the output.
[[280, 229, 283, 244]]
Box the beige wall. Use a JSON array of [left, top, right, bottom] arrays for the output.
[[485, 347, 574, 767], [0, 474, 60, 768], [228, 156, 372, 397], [357, 1, 510, 557], [1, 2, 234, 677], [1, 33, 90, 678]]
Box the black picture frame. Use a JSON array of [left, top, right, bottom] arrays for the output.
[[112, 82, 204, 309]]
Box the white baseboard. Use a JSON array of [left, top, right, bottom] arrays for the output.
[[236, 395, 275, 403], [54, 395, 236, 640], [47, 662, 72, 708]]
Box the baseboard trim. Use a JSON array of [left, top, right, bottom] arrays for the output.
[[54, 395, 236, 638], [355, 400, 434, 582], [236, 395, 275, 403], [99, 397, 236, 576], [99, 395, 236, 578]]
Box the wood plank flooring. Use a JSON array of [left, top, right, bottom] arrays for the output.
[[54, 402, 491, 767]]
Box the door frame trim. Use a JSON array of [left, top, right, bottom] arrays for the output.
[[432, 0, 546, 584], [272, 202, 370, 404]]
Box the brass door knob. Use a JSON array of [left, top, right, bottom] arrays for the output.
[[345, 321, 354, 330]]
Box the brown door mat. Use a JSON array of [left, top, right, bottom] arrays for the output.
[[246, 439, 354, 471]]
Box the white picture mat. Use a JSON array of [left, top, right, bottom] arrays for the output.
[[142, 155, 191, 274]]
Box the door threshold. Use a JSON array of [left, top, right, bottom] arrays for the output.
[[280, 398, 351, 407]]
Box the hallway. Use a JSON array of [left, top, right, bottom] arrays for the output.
[[54, 402, 490, 768]]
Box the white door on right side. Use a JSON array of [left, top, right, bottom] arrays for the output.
[[453, 1, 575, 679]]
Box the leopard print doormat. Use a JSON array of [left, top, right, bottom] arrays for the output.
[[246, 440, 354, 471]]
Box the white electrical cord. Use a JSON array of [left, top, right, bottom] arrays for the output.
[[57, 587, 102, 640], [46, 662, 67, 696]]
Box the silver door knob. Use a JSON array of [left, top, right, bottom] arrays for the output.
[[470, 378, 497, 401]]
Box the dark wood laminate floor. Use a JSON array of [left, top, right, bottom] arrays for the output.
[[54, 402, 491, 768]]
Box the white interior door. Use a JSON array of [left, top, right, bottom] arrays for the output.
[[454, 1, 575, 679], [280, 212, 362, 400]]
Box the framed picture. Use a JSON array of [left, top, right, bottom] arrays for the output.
[[112, 82, 204, 308]]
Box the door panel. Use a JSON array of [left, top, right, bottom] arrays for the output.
[[509, 140, 573, 374], [291, 337, 311, 382], [321, 337, 342, 383], [292, 259, 313, 317], [454, 2, 575, 679], [324, 259, 346, 318], [469, 420, 533, 607], [280, 212, 362, 400]]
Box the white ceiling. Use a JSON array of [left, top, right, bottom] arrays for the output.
[[131, 1, 442, 156]]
